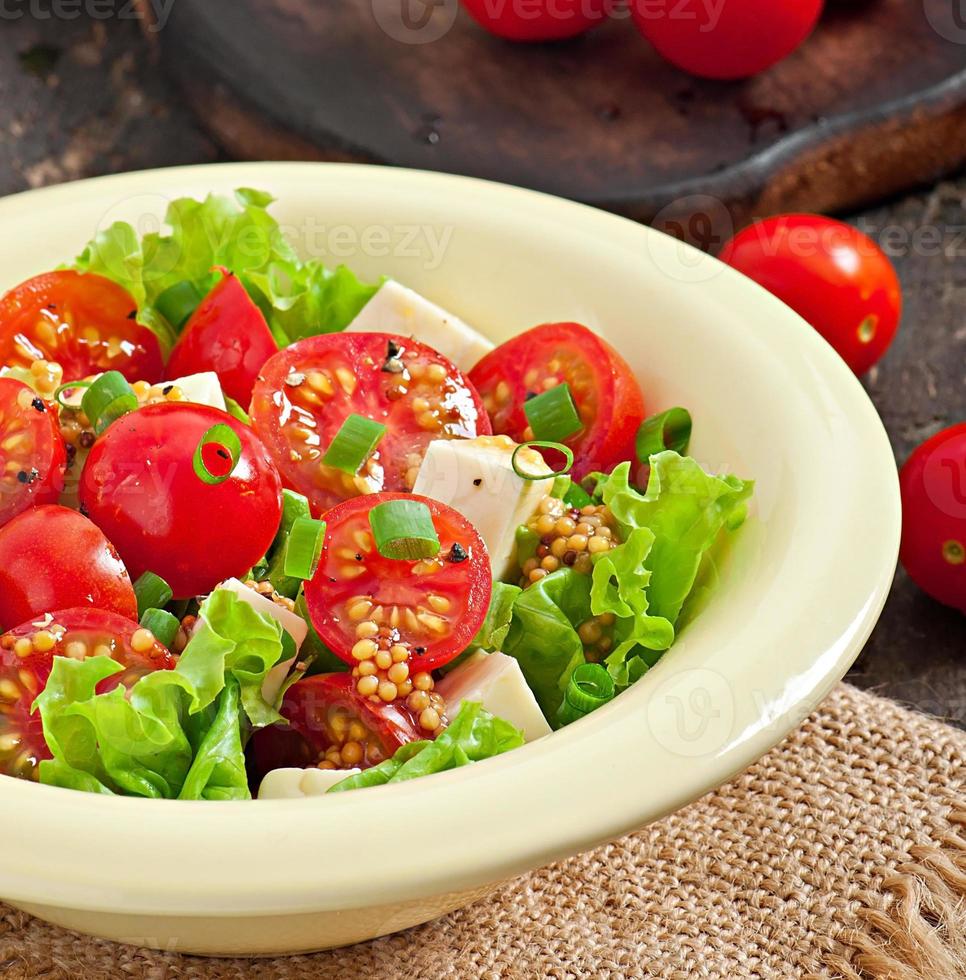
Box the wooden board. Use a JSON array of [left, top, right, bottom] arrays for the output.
[[157, 0, 966, 239]]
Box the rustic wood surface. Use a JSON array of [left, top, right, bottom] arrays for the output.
[[0, 14, 963, 723], [155, 0, 966, 234]]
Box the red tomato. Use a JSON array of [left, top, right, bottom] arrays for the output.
[[718, 215, 902, 375], [250, 333, 490, 515], [0, 505, 137, 630], [79, 403, 283, 598], [0, 271, 163, 383], [165, 268, 278, 408], [632, 0, 823, 80], [249, 673, 424, 779], [899, 424, 966, 613], [460, 0, 607, 41], [468, 321, 645, 481], [0, 607, 175, 781], [306, 492, 491, 677], [0, 378, 66, 528]]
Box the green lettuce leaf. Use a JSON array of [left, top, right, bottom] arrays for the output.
[[35, 589, 289, 800], [328, 702, 523, 792], [441, 582, 523, 675], [73, 189, 379, 348]]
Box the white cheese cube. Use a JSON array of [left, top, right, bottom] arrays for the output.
[[215, 578, 308, 705], [346, 280, 494, 371], [257, 767, 361, 799], [412, 437, 553, 581], [437, 651, 551, 743], [167, 371, 226, 411]]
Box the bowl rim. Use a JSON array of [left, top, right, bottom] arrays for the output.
[[0, 162, 900, 918]]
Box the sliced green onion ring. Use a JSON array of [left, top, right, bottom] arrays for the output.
[[80, 371, 138, 434], [369, 499, 440, 560], [635, 407, 693, 461], [282, 517, 327, 580], [133, 571, 173, 618], [511, 441, 574, 481], [139, 608, 180, 650], [53, 379, 92, 410], [156, 280, 204, 331], [523, 382, 583, 443], [323, 414, 387, 475], [557, 662, 616, 727], [192, 423, 242, 486]]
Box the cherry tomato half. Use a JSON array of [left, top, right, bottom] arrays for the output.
[[0, 607, 176, 781], [460, 0, 607, 41], [899, 424, 966, 613], [249, 673, 424, 780], [305, 492, 491, 675], [0, 378, 66, 528], [0, 271, 163, 383], [0, 505, 137, 630], [165, 268, 278, 408], [251, 333, 490, 515], [632, 0, 823, 80], [469, 321, 645, 481], [718, 215, 902, 375], [79, 403, 283, 598]]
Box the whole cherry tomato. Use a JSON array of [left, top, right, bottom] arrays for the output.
[[899, 424, 966, 613], [461, 0, 607, 41], [718, 215, 902, 375], [631, 0, 823, 80]]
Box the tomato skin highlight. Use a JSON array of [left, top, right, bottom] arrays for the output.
[[79, 403, 283, 599], [0, 505, 137, 630], [251, 332, 491, 516], [0, 270, 163, 383], [460, 0, 607, 41], [165, 269, 278, 408], [469, 321, 645, 481], [718, 215, 902, 375], [0, 606, 176, 781], [0, 378, 66, 528], [631, 0, 823, 80], [306, 492, 492, 675], [249, 673, 423, 779], [899, 424, 966, 614]]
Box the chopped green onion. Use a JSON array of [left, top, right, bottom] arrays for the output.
[[511, 441, 574, 481], [81, 371, 138, 434], [557, 662, 616, 727], [133, 571, 173, 618], [282, 517, 327, 580], [322, 414, 387, 475], [192, 423, 242, 486], [264, 490, 313, 597], [369, 499, 440, 560], [139, 608, 180, 650], [550, 474, 571, 499], [524, 383, 583, 443], [636, 407, 693, 461], [224, 396, 251, 425], [53, 379, 92, 410], [564, 481, 593, 509], [515, 524, 540, 566], [156, 280, 204, 331]]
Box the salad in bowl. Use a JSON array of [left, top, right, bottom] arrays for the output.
[[0, 189, 752, 802]]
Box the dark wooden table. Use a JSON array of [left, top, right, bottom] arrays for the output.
[[1, 15, 962, 722]]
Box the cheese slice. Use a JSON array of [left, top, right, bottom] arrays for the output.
[[346, 280, 494, 371], [167, 371, 227, 411], [257, 767, 361, 799], [437, 651, 551, 743], [412, 436, 553, 581]]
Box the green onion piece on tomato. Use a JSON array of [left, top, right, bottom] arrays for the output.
[[369, 499, 440, 560], [282, 517, 327, 580], [80, 371, 138, 435], [523, 382, 583, 443], [635, 407, 692, 461], [133, 571, 173, 618], [192, 422, 242, 486], [556, 662, 616, 727], [139, 607, 180, 650], [322, 414, 386, 475]]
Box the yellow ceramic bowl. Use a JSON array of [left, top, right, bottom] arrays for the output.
[[0, 164, 899, 955]]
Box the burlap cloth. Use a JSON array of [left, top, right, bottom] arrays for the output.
[[1, 683, 964, 979]]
